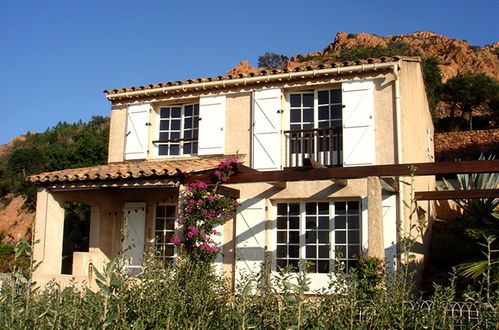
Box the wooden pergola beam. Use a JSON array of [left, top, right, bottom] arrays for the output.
[[184, 160, 499, 184], [415, 189, 499, 200]]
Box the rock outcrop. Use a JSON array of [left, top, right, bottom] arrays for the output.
[[0, 196, 34, 242], [230, 31, 498, 82]]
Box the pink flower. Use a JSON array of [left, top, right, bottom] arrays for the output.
[[170, 236, 181, 245]]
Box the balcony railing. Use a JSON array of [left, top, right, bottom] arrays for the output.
[[284, 127, 342, 167]]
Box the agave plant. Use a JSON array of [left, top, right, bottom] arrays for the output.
[[438, 155, 499, 227]]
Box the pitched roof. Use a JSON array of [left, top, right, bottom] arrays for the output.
[[27, 157, 232, 183], [103, 56, 420, 102]]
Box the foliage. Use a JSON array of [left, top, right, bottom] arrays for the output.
[[257, 52, 289, 69], [420, 57, 443, 118], [352, 251, 386, 298], [0, 118, 109, 210], [172, 158, 240, 264], [442, 72, 499, 130]]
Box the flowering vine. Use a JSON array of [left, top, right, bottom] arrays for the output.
[[170, 157, 241, 263]]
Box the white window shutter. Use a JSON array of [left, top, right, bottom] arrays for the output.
[[235, 198, 266, 285], [124, 103, 150, 160], [198, 95, 226, 155], [252, 88, 282, 171], [342, 80, 375, 166], [382, 194, 397, 272]]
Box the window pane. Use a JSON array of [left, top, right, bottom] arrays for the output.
[[290, 94, 301, 107], [336, 231, 346, 244], [288, 246, 299, 258], [305, 203, 316, 214], [306, 217, 316, 229], [184, 105, 192, 116], [319, 217, 329, 229], [159, 132, 169, 141], [194, 104, 199, 115], [330, 89, 341, 104], [306, 231, 316, 244], [318, 106, 329, 120], [349, 245, 360, 258], [158, 145, 168, 156], [318, 260, 329, 273], [349, 216, 359, 229], [319, 245, 329, 258], [318, 203, 329, 214], [184, 130, 192, 139], [290, 109, 301, 123], [289, 217, 299, 229], [165, 245, 174, 257], [160, 108, 170, 118], [170, 132, 180, 140], [171, 120, 180, 130], [166, 206, 176, 217], [165, 219, 175, 230], [184, 118, 192, 129], [318, 90, 329, 105], [277, 231, 287, 243], [318, 231, 329, 243], [303, 108, 313, 122], [155, 219, 164, 231], [156, 206, 165, 217], [170, 144, 179, 155], [171, 107, 181, 118], [289, 204, 300, 215], [331, 104, 342, 120], [277, 204, 287, 215], [277, 245, 286, 257], [335, 202, 346, 214], [306, 246, 316, 258], [183, 143, 192, 155], [348, 231, 360, 244], [348, 201, 359, 213], [335, 216, 346, 229], [159, 120, 169, 130], [303, 94, 313, 107], [277, 217, 287, 229], [289, 231, 299, 244]]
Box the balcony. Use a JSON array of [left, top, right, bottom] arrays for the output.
[[284, 127, 342, 168]]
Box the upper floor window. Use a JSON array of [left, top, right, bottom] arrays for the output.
[[286, 89, 343, 167], [157, 104, 199, 157]]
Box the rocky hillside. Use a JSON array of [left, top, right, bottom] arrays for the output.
[[229, 31, 498, 81]]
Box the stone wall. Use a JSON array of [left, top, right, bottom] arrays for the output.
[[434, 129, 499, 161]]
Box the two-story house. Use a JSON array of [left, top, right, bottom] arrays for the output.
[[29, 56, 435, 290]]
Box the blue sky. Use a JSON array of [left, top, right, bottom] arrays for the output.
[[0, 0, 497, 145]]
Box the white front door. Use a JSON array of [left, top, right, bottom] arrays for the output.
[[123, 202, 146, 273]]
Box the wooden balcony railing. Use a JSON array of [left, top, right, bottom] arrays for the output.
[[284, 127, 342, 167]]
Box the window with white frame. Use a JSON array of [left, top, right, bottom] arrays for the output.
[[286, 88, 343, 167], [154, 205, 176, 261], [157, 104, 199, 156], [276, 201, 361, 273]]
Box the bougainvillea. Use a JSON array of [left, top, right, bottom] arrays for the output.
[[171, 157, 241, 263], [352, 250, 386, 298]]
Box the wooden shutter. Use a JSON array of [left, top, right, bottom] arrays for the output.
[[235, 198, 266, 285], [252, 88, 282, 171], [198, 95, 226, 155], [124, 103, 150, 160], [123, 202, 146, 274], [342, 80, 375, 166], [382, 194, 397, 272]]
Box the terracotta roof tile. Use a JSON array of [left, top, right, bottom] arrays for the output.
[[103, 56, 415, 96], [27, 156, 237, 183]]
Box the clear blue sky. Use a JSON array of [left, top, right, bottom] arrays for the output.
[[0, 0, 497, 145]]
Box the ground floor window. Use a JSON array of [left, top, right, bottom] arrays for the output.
[[154, 205, 176, 261], [276, 201, 361, 273]]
